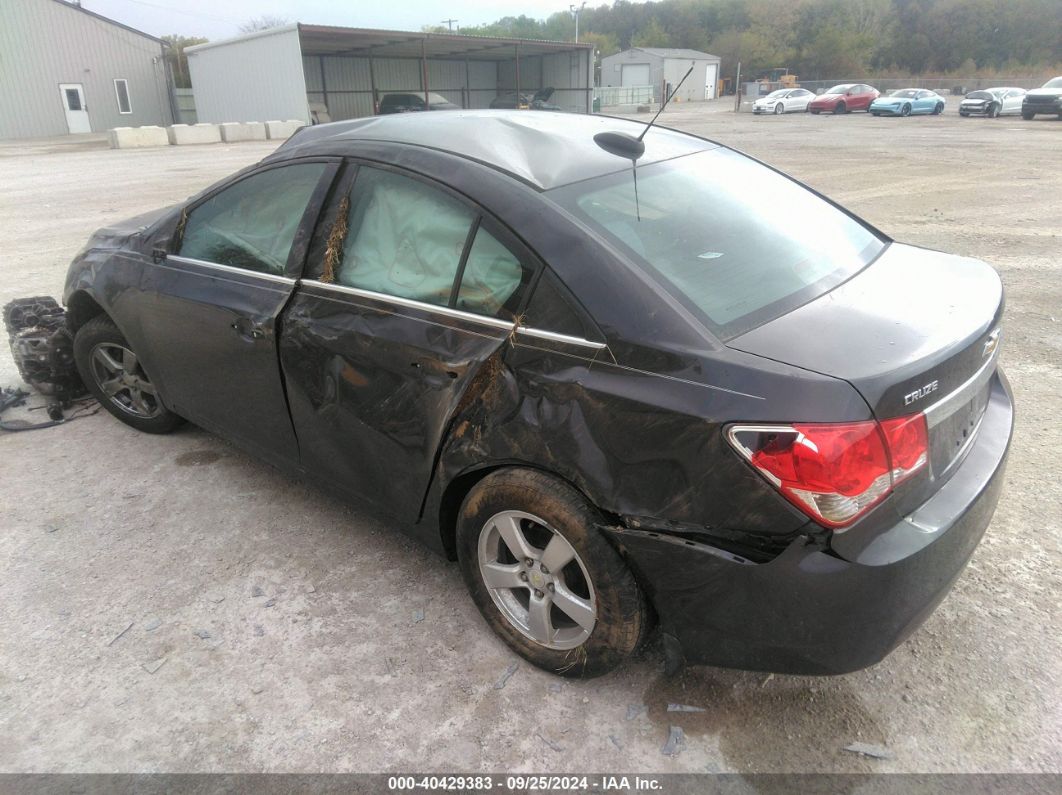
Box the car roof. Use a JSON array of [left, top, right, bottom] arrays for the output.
[[274, 110, 717, 191]]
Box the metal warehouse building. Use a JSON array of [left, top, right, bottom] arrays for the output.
[[0, 0, 171, 139], [186, 24, 595, 125], [601, 48, 722, 102]]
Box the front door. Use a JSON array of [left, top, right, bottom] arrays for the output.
[[280, 162, 537, 520], [59, 83, 91, 133], [135, 159, 339, 466]]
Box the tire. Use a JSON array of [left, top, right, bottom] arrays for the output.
[[73, 315, 183, 434], [901, 103, 912, 117], [871, 112, 880, 116], [834, 102, 846, 114], [959, 111, 969, 117], [1022, 110, 1034, 120], [810, 109, 820, 115], [934, 102, 944, 115], [987, 103, 999, 118], [774, 103, 784, 115], [456, 468, 650, 678]]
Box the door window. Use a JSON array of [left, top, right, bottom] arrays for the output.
[[179, 163, 328, 275], [455, 225, 533, 318], [65, 88, 82, 111]]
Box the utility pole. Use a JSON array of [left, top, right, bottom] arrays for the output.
[[440, 18, 458, 31], [569, 2, 586, 42], [734, 61, 742, 112]]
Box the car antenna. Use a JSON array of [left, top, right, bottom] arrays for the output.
[[593, 63, 695, 161]]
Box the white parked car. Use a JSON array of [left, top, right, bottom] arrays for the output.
[[959, 87, 1026, 117], [752, 88, 815, 114]]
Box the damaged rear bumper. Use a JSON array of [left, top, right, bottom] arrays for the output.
[[603, 375, 1013, 675]]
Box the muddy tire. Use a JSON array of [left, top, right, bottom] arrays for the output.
[[456, 468, 650, 678], [73, 315, 183, 434]]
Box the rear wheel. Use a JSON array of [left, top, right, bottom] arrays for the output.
[[834, 102, 846, 114], [456, 468, 649, 678], [73, 316, 183, 434]]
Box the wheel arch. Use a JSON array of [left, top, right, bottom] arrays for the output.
[[436, 460, 614, 561], [65, 289, 107, 333]]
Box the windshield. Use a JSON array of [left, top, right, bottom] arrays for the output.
[[1045, 77, 1062, 88], [765, 90, 788, 99], [547, 149, 885, 340], [893, 89, 918, 98], [825, 84, 852, 94], [967, 91, 994, 100]]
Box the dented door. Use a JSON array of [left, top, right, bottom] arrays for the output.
[[278, 162, 536, 520]]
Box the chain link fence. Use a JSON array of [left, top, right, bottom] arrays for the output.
[[777, 76, 1051, 96]]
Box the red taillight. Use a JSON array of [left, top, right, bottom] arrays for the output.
[[727, 414, 928, 529]]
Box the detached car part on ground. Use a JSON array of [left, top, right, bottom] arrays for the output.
[[62, 111, 1012, 678], [1021, 76, 1062, 119]]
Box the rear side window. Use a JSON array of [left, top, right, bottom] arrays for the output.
[[180, 163, 327, 275], [547, 148, 884, 340], [331, 167, 535, 319]]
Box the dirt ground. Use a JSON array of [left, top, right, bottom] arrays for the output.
[[0, 107, 1059, 775]]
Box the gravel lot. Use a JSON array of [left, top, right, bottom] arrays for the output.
[[0, 107, 1059, 774]]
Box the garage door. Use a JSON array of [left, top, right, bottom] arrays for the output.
[[704, 64, 718, 99], [621, 63, 651, 86]]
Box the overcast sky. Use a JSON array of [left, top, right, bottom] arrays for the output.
[[81, 0, 572, 40]]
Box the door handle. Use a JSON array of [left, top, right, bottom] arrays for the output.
[[231, 319, 265, 340]]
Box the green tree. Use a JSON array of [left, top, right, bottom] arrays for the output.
[[162, 34, 208, 89]]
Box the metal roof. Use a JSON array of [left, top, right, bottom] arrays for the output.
[[629, 47, 720, 61], [275, 110, 716, 190], [188, 23, 591, 61], [48, 0, 164, 44]]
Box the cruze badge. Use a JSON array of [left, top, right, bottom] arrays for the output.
[[904, 381, 939, 406]]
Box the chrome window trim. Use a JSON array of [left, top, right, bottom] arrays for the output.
[[166, 255, 296, 286], [301, 280, 608, 350], [922, 334, 1000, 429]]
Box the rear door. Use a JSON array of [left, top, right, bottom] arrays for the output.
[[138, 159, 339, 464], [853, 85, 875, 110], [279, 162, 539, 519]]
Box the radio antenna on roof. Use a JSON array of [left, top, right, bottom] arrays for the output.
[[593, 62, 695, 161]]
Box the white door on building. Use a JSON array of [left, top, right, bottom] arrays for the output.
[[59, 84, 91, 134], [705, 64, 718, 99], [621, 63, 651, 86]]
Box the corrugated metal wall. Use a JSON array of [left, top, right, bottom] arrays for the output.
[[0, 0, 170, 139], [187, 26, 309, 124], [302, 55, 499, 120], [497, 50, 592, 112]]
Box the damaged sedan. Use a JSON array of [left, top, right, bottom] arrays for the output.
[[63, 111, 1012, 677]]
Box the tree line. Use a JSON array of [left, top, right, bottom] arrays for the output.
[[426, 0, 1062, 80]]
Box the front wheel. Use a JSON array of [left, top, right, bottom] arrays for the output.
[[1022, 110, 1034, 120], [456, 468, 650, 678], [774, 103, 784, 115], [987, 103, 1000, 118], [901, 103, 912, 116], [73, 315, 183, 434], [933, 102, 944, 115], [834, 102, 846, 114]]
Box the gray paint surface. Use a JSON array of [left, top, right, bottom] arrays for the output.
[[0, 0, 170, 139], [187, 26, 309, 124], [602, 48, 721, 102]]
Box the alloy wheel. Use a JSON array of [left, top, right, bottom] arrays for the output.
[[477, 510, 597, 650], [89, 342, 163, 418]]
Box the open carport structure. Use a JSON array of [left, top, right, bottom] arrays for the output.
[[187, 24, 594, 125]]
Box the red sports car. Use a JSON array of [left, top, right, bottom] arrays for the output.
[[808, 83, 880, 114]]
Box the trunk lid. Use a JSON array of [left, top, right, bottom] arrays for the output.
[[729, 242, 1003, 482]]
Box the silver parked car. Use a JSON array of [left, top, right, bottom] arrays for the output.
[[959, 87, 1026, 117]]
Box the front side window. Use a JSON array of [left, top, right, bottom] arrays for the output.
[[547, 148, 885, 340], [114, 79, 132, 114], [179, 163, 327, 275]]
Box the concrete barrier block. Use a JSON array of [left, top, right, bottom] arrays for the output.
[[107, 126, 170, 149], [167, 123, 222, 145], [265, 120, 303, 140], [220, 122, 267, 142]]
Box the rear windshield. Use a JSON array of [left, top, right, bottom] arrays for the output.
[[546, 148, 885, 340], [1045, 77, 1062, 88]]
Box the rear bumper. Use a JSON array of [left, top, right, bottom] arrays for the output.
[[605, 373, 1013, 675]]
